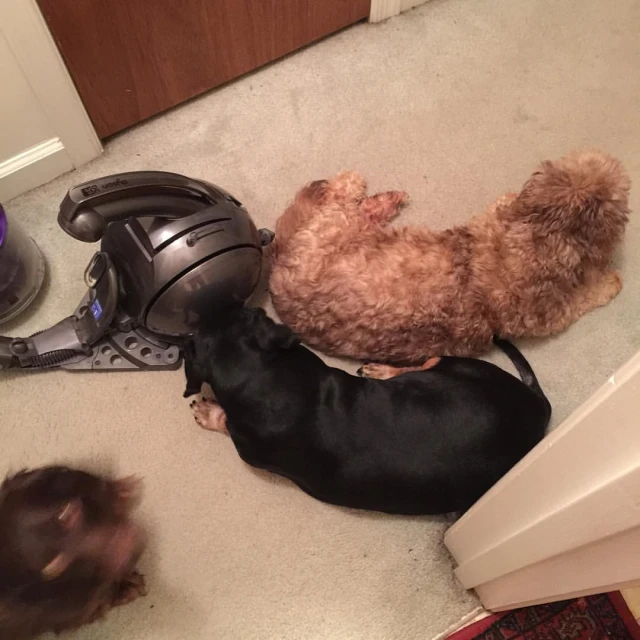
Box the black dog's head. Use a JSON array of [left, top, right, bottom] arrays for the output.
[[0, 466, 145, 635], [183, 306, 299, 398]]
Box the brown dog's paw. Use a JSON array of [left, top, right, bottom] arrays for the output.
[[113, 570, 147, 607], [357, 363, 397, 380], [602, 270, 623, 299], [586, 270, 623, 309], [358, 357, 442, 380], [361, 190, 409, 224]]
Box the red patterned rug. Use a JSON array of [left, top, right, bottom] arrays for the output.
[[447, 593, 640, 640]]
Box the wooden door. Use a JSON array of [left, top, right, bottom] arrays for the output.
[[444, 349, 640, 611], [37, 0, 370, 138]]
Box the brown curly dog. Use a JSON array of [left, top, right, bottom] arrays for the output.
[[269, 150, 630, 362]]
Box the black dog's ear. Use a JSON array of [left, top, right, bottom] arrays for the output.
[[256, 323, 299, 351], [183, 338, 205, 398], [245, 308, 299, 352]]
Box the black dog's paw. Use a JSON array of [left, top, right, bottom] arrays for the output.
[[189, 397, 229, 434], [190, 397, 220, 430]]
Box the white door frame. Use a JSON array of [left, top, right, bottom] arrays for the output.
[[370, 0, 430, 23], [0, 0, 101, 202], [445, 349, 640, 611]]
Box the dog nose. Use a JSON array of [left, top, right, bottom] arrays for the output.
[[258, 229, 275, 246]]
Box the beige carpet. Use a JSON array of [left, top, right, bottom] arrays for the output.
[[2, 0, 640, 637]]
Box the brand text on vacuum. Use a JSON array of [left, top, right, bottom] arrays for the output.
[[81, 178, 129, 197]]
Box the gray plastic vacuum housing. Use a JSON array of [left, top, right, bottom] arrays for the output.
[[0, 171, 274, 372]]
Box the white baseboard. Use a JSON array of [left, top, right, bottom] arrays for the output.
[[370, 0, 429, 22], [0, 138, 73, 202], [370, 0, 401, 22]]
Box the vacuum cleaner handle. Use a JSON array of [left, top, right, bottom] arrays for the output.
[[58, 171, 239, 243]]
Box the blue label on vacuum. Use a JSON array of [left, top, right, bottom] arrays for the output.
[[90, 299, 103, 320]]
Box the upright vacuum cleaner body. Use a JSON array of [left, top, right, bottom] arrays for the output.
[[0, 171, 274, 372]]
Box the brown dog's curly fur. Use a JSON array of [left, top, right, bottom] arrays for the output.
[[270, 150, 630, 362]]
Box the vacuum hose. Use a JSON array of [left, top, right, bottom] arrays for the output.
[[22, 349, 79, 368], [0, 334, 80, 369], [0, 336, 78, 369], [0, 314, 87, 370]]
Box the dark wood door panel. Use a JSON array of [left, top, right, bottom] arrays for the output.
[[38, 0, 370, 138]]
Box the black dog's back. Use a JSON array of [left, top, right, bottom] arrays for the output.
[[300, 356, 549, 514]]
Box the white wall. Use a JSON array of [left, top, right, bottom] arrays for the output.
[[445, 348, 640, 610], [0, 0, 101, 203]]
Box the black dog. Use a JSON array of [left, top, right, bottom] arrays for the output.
[[184, 307, 551, 515]]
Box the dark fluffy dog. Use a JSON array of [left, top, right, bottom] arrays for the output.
[[270, 150, 630, 362], [184, 307, 551, 515], [0, 466, 146, 639]]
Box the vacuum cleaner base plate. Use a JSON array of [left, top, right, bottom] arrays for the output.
[[60, 327, 182, 371]]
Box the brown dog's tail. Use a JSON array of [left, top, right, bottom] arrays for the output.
[[493, 337, 548, 402], [516, 150, 630, 248]]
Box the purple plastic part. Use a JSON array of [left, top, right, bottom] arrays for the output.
[[0, 207, 45, 323], [0, 205, 6, 248]]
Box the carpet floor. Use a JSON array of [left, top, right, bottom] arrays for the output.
[[446, 593, 640, 640], [1, 0, 639, 638]]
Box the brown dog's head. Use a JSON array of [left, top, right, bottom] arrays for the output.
[[514, 149, 630, 263], [0, 466, 145, 636]]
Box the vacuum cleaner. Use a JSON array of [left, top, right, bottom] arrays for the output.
[[0, 205, 46, 325], [0, 171, 274, 372]]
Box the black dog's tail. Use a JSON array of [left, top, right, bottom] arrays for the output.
[[493, 337, 546, 398]]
